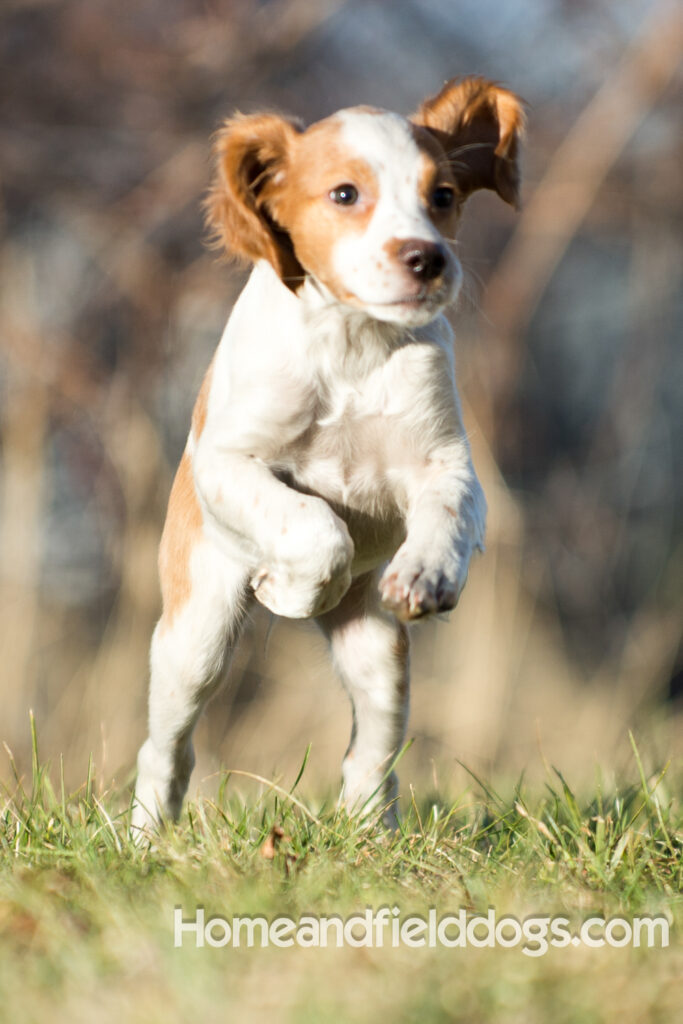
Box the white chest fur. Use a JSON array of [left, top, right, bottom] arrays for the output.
[[201, 264, 460, 571]]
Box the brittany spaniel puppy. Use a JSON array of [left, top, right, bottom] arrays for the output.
[[132, 76, 524, 834]]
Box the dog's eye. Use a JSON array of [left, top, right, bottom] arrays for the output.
[[329, 184, 359, 206], [431, 186, 455, 210]]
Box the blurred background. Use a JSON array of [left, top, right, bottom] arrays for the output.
[[1, 0, 681, 799]]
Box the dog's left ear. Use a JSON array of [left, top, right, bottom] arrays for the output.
[[412, 77, 525, 208]]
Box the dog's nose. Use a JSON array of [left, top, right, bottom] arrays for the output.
[[398, 239, 447, 282]]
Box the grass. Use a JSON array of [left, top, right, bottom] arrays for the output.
[[0, 718, 680, 1024]]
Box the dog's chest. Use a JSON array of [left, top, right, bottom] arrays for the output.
[[276, 356, 429, 568]]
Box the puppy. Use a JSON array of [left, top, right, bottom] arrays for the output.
[[132, 77, 524, 834]]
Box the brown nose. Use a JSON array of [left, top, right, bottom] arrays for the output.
[[398, 239, 447, 282]]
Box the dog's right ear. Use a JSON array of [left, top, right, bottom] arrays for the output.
[[205, 113, 304, 283]]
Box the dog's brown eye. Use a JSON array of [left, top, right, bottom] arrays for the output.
[[329, 184, 358, 206], [431, 186, 455, 210]]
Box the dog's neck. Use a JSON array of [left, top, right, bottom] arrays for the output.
[[252, 260, 421, 377]]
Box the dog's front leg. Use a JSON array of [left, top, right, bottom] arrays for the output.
[[193, 445, 354, 618], [379, 444, 486, 621]]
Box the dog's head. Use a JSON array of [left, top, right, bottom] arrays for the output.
[[206, 77, 524, 326]]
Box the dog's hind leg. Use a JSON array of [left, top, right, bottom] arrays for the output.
[[317, 571, 410, 828], [131, 537, 251, 838]]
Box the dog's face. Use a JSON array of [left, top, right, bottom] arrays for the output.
[[271, 109, 463, 326], [206, 78, 524, 326]]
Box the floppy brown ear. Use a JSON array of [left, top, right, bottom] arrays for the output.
[[204, 112, 304, 282], [413, 77, 525, 208]]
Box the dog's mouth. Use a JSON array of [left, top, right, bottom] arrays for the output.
[[307, 272, 457, 324], [374, 266, 459, 310], [381, 294, 433, 306], [353, 288, 454, 327], [371, 285, 450, 310]]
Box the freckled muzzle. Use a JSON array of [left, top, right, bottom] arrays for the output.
[[355, 234, 459, 325], [336, 237, 460, 327]]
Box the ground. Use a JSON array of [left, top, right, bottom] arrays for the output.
[[0, 721, 680, 1023]]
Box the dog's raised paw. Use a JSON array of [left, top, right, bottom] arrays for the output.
[[378, 554, 465, 621], [251, 562, 353, 618]]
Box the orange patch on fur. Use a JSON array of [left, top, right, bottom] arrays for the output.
[[411, 77, 525, 208], [158, 452, 203, 628], [414, 137, 464, 234], [206, 112, 383, 295], [268, 118, 379, 299], [204, 112, 303, 282]]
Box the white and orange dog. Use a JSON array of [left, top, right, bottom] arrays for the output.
[[132, 77, 523, 834]]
